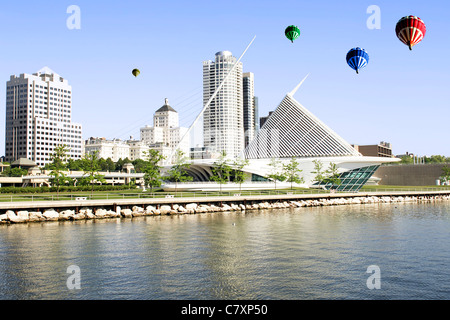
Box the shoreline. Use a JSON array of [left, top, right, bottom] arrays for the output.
[[1, 191, 449, 224]]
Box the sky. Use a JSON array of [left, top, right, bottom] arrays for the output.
[[0, 0, 449, 157]]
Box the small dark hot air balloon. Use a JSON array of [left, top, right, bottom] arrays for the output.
[[395, 16, 426, 50], [346, 48, 369, 74], [285, 25, 300, 43], [132, 68, 140, 77]]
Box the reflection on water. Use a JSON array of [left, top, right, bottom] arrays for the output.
[[1, 202, 449, 299]]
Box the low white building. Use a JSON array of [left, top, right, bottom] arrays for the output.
[[127, 138, 150, 161], [84, 137, 130, 162]]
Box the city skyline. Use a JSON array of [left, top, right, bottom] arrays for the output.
[[0, 1, 449, 158]]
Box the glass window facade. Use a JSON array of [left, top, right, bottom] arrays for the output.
[[317, 165, 380, 192]]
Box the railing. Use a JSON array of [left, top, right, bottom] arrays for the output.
[[2, 186, 450, 202]]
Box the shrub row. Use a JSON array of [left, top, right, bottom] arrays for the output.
[[0, 184, 136, 194]]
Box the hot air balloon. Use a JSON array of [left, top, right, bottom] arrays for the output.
[[132, 68, 140, 77], [395, 16, 426, 50], [346, 48, 369, 74], [285, 25, 300, 43]]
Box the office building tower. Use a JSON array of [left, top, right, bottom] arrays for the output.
[[4, 67, 83, 167], [202, 51, 243, 158], [243, 72, 257, 147], [140, 98, 189, 164]]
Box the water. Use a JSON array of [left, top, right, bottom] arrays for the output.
[[0, 202, 449, 300]]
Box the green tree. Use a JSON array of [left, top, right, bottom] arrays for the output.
[[115, 157, 131, 171], [67, 158, 84, 171], [282, 157, 304, 190], [81, 151, 106, 195], [167, 150, 192, 195], [132, 158, 147, 173], [441, 165, 450, 184], [210, 151, 232, 193], [48, 144, 71, 197], [232, 158, 249, 192], [311, 159, 326, 187], [399, 156, 413, 164], [142, 149, 165, 192], [2, 167, 28, 177], [323, 162, 341, 190], [266, 157, 286, 190]]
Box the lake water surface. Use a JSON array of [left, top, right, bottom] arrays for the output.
[[1, 202, 449, 300]]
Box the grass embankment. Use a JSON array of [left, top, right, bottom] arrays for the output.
[[2, 185, 450, 203]]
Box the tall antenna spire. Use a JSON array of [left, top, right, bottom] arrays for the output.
[[288, 73, 310, 97]]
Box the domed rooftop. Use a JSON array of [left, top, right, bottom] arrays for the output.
[[156, 98, 177, 113], [215, 50, 232, 57]]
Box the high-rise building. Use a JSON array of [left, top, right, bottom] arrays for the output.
[[4, 67, 83, 167], [202, 51, 244, 158], [243, 72, 257, 147], [140, 98, 189, 164]]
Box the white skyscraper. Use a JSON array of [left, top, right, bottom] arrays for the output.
[[4, 67, 83, 167], [202, 51, 243, 158]]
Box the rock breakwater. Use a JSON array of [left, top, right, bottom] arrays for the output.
[[1, 194, 449, 224]]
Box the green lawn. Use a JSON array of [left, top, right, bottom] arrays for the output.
[[1, 185, 450, 203]]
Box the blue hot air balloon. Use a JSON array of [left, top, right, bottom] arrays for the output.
[[346, 48, 369, 74]]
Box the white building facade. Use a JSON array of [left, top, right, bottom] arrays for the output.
[[140, 98, 189, 164], [243, 72, 256, 147], [202, 51, 244, 159], [4, 67, 83, 167], [84, 137, 130, 162]]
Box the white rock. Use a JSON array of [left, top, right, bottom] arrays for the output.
[[185, 203, 198, 210], [159, 205, 172, 215], [80, 208, 92, 215], [222, 204, 232, 211], [73, 213, 86, 220], [85, 212, 96, 219], [28, 211, 45, 222], [8, 211, 29, 223], [132, 206, 144, 213], [43, 210, 59, 221], [145, 205, 156, 214], [60, 210, 75, 220], [107, 210, 120, 218], [121, 209, 133, 218], [95, 209, 107, 218]]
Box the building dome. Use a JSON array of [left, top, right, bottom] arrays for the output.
[[156, 98, 177, 113], [215, 51, 232, 57]]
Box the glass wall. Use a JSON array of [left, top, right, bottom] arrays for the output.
[[317, 165, 380, 192]]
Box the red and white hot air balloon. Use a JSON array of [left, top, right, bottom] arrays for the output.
[[395, 15, 426, 50]]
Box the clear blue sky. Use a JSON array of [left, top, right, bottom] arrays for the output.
[[0, 0, 448, 157]]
